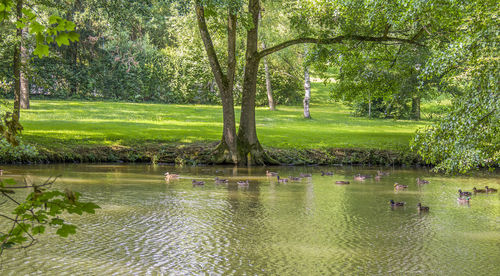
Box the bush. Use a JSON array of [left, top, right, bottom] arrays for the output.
[[0, 138, 39, 163]]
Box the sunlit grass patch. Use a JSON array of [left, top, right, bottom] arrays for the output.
[[20, 83, 436, 151]]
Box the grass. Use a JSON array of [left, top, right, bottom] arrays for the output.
[[19, 83, 431, 151]]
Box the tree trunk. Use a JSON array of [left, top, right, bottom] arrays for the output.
[[69, 41, 78, 97], [368, 93, 372, 118], [237, 0, 277, 165], [303, 47, 311, 119], [411, 96, 420, 120], [13, 0, 23, 122], [262, 42, 275, 110], [195, 2, 238, 163], [20, 26, 29, 109]]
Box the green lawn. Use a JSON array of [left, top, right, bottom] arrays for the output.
[[20, 83, 430, 150]]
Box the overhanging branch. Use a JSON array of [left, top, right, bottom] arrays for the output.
[[258, 35, 423, 59]]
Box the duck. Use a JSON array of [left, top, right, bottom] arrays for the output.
[[417, 203, 429, 212], [473, 187, 486, 193], [354, 174, 367, 181], [458, 189, 472, 197], [165, 172, 179, 180], [289, 176, 302, 181], [335, 181, 350, 185], [457, 197, 470, 204], [277, 175, 289, 183], [192, 180, 205, 186], [389, 199, 405, 207], [377, 170, 389, 176], [485, 186, 497, 193], [300, 173, 312, 177], [214, 177, 228, 184], [416, 178, 430, 184], [394, 183, 408, 190], [237, 180, 249, 187], [321, 171, 334, 176], [266, 170, 278, 176]]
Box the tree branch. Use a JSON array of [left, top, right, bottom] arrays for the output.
[[226, 9, 237, 92], [258, 35, 424, 59], [194, 1, 228, 90]]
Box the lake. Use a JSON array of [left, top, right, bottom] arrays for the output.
[[1, 164, 499, 275]]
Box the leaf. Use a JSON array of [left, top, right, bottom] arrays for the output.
[[65, 21, 76, 31], [31, 225, 45, 235], [81, 202, 100, 214], [55, 33, 70, 46], [33, 44, 49, 58], [50, 218, 64, 225], [29, 21, 45, 34], [68, 31, 80, 42], [56, 224, 77, 237], [15, 20, 25, 29], [48, 15, 61, 25]]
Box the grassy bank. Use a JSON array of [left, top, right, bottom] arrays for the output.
[[10, 83, 434, 164]]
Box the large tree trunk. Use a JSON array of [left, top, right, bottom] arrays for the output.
[[195, 2, 238, 163], [237, 0, 277, 165], [303, 47, 311, 119], [13, 0, 23, 122], [20, 26, 29, 109], [262, 42, 275, 111]]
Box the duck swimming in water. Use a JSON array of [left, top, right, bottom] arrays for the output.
[[165, 172, 179, 180], [237, 180, 249, 187], [266, 170, 278, 176], [394, 183, 408, 190], [473, 187, 486, 193], [458, 189, 472, 197], [485, 186, 497, 193], [354, 174, 367, 181], [416, 178, 430, 184], [214, 177, 228, 184], [389, 200, 405, 207], [277, 176, 289, 183], [192, 180, 205, 186], [457, 197, 470, 204], [417, 203, 429, 212]]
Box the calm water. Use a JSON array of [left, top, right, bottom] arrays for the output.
[[0, 164, 499, 275]]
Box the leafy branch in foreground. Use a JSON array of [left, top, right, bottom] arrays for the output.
[[0, 176, 100, 255]]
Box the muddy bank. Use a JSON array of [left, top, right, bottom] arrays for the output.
[[3, 142, 425, 167]]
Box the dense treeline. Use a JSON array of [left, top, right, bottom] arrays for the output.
[[0, 0, 302, 105]]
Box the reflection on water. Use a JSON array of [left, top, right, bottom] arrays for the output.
[[1, 164, 499, 275]]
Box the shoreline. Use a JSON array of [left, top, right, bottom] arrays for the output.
[[1, 142, 425, 167]]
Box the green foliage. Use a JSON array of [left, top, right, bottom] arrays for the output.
[[0, 177, 100, 254], [1, 0, 80, 58], [411, 0, 499, 173], [412, 92, 499, 173], [1, 0, 306, 105], [0, 137, 38, 162]]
